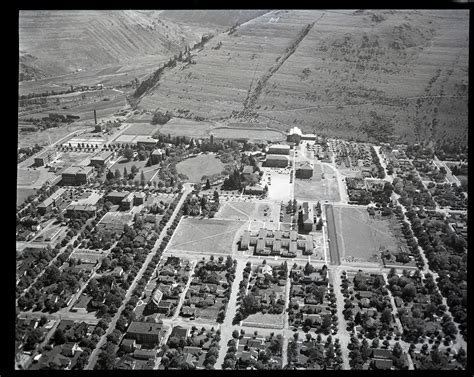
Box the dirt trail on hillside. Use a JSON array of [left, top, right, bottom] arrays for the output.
[[240, 12, 325, 116]]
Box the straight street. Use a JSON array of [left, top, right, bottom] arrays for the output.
[[85, 184, 192, 369]]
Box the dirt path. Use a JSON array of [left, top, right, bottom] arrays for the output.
[[241, 13, 324, 114]]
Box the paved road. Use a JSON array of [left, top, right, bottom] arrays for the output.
[[215, 259, 246, 369], [324, 204, 341, 265], [85, 184, 192, 369]]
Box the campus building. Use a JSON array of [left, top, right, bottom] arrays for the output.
[[287, 127, 302, 144], [37, 188, 66, 215], [34, 149, 57, 166], [135, 136, 157, 148], [61, 166, 94, 185], [105, 191, 130, 205], [295, 161, 314, 179], [121, 193, 135, 210], [244, 184, 265, 196], [65, 204, 97, 217], [268, 144, 290, 155], [264, 155, 289, 168], [300, 202, 315, 232], [126, 321, 164, 345], [240, 228, 313, 256], [150, 149, 165, 165], [90, 151, 114, 166]]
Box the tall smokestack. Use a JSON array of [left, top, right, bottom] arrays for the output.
[[94, 109, 97, 125]]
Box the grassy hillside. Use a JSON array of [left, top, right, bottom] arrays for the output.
[[137, 9, 469, 146], [19, 10, 207, 80], [160, 10, 269, 28]]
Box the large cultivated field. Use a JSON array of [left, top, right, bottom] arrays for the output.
[[329, 205, 399, 264], [176, 154, 225, 182], [168, 218, 246, 254], [138, 9, 468, 146]]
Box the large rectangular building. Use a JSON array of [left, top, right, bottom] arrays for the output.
[[66, 204, 97, 217], [240, 227, 312, 257], [90, 151, 114, 166], [268, 144, 290, 155], [150, 149, 165, 165], [61, 166, 94, 185], [135, 136, 157, 148], [105, 191, 130, 205], [296, 161, 313, 179], [126, 321, 164, 345], [34, 149, 56, 166], [37, 188, 67, 215], [264, 155, 289, 168]]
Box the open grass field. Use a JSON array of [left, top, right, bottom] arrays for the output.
[[211, 127, 284, 141], [17, 124, 88, 149], [16, 187, 37, 206], [216, 201, 280, 223], [294, 164, 340, 202], [122, 123, 160, 136], [242, 313, 285, 328], [55, 151, 93, 166], [156, 118, 214, 138], [331, 205, 400, 264], [168, 218, 246, 254], [17, 168, 40, 186], [17, 167, 56, 189], [176, 154, 225, 182]]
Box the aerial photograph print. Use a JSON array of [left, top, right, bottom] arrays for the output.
[[16, 8, 469, 371]]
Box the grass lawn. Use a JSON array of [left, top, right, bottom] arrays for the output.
[[332, 205, 399, 263], [211, 127, 284, 142], [196, 305, 221, 321], [122, 123, 160, 136], [156, 118, 213, 138], [242, 313, 285, 328], [168, 218, 246, 254], [294, 165, 340, 202], [216, 201, 280, 222], [176, 154, 225, 183], [17, 168, 40, 186], [16, 187, 37, 206], [110, 158, 147, 175]]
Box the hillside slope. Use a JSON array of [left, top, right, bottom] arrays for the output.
[[19, 10, 205, 80], [137, 9, 469, 146]]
